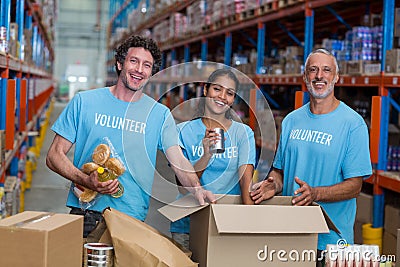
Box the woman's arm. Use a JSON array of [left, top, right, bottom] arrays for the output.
[[239, 164, 255, 204]]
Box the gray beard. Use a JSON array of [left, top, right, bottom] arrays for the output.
[[306, 79, 335, 99]]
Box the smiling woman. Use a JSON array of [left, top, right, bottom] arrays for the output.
[[170, 68, 256, 250]]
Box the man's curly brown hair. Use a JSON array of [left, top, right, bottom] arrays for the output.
[[114, 35, 162, 76]]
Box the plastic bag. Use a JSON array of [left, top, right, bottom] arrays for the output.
[[74, 137, 126, 210]]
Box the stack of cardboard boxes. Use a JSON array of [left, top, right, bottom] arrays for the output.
[[23, 28, 33, 65], [384, 205, 400, 256], [386, 49, 400, 74], [354, 192, 374, 244], [8, 23, 19, 58], [397, 229, 400, 267], [4, 176, 20, 217], [284, 46, 303, 75]]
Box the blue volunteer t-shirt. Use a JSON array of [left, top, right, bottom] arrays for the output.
[[51, 88, 179, 221], [273, 101, 372, 251], [170, 118, 256, 233]]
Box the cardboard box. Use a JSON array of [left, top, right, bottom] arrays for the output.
[[386, 49, 400, 73], [4, 176, 20, 216], [0, 211, 83, 267], [395, 8, 400, 37], [354, 220, 364, 244], [397, 229, 400, 267], [159, 195, 336, 267], [383, 230, 397, 256], [385, 204, 400, 236], [356, 192, 373, 224], [338, 60, 347, 74], [364, 63, 381, 75]]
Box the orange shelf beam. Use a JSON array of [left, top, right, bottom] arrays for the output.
[[370, 96, 381, 164], [294, 91, 304, 110], [19, 80, 27, 132], [248, 88, 257, 131], [376, 173, 400, 194]]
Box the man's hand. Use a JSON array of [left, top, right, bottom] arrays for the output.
[[250, 177, 277, 204], [85, 171, 120, 195], [292, 176, 362, 204], [292, 177, 314, 206], [193, 187, 216, 206]]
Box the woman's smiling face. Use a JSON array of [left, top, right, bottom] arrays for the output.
[[204, 75, 236, 116]]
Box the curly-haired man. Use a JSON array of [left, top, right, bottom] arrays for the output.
[[47, 35, 215, 237]]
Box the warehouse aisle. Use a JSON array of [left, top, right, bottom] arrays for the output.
[[23, 101, 71, 214], [24, 99, 177, 236]]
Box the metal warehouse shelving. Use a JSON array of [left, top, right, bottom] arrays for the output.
[[107, 0, 400, 230], [0, 0, 55, 194]]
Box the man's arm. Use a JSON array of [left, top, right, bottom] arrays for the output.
[[46, 134, 119, 195], [292, 176, 362, 206], [165, 145, 216, 205], [239, 164, 255, 204], [250, 167, 283, 204]]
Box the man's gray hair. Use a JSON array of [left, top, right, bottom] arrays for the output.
[[304, 48, 339, 74]]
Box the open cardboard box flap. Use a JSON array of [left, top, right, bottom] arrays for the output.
[[158, 194, 339, 234], [101, 208, 197, 267]]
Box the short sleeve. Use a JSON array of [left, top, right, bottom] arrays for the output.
[[342, 122, 372, 179], [159, 108, 179, 152], [51, 94, 81, 143]]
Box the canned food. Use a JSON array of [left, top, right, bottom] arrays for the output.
[[85, 260, 111, 267], [86, 254, 108, 261], [84, 243, 114, 256], [210, 128, 225, 154], [0, 27, 7, 40], [83, 243, 114, 267]]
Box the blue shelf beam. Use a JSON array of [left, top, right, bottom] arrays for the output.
[[276, 21, 302, 47], [260, 87, 280, 109], [224, 32, 232, 66], [184, 44, 190, 62], [256, 23, 265, 75], [1, 0, 11, 40], [381, 0, 395, 71], [171, 49, 176, 64], [324, 5, 352, 31], [16, 0, 24, 59], [238, 30, 257, 47], [371, 0, 395, 229], [304, 8, 314, 61], [201, 38, 207, 61], [373, 194, 385, 228]]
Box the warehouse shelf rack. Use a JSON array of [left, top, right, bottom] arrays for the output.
[[0, 0, 55, 205], [25, 0, 55, 61], [107, 0, 400, 231]]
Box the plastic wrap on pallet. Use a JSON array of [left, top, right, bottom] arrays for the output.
[[169, 13, 187, 39], [209, 0, 223, 24], [153, 20, 170, 43], [186, 1, 207, 34], [128, 9, 144, 32]]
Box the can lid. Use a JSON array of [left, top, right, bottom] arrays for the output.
[[97, 167, 105, 174]]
